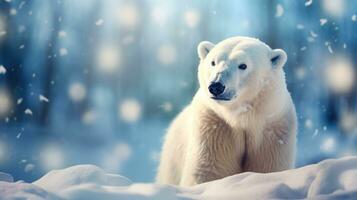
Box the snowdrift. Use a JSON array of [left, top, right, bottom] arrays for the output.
[[1, 156, 357, 200]]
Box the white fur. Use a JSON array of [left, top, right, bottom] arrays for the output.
[[156, 37, 297, 186]]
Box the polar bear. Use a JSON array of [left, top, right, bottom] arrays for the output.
[[156, 36, 297, 186]]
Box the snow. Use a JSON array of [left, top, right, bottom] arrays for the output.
[[24, 108, 33, 115], [0, 90, 11, 116], [157, 44, 177, 65], [0, 65, 6, 74], [59, 48, 68, 56], [305, 0, 313, 7], [320, 18, 328, 26], [275, 4, 284, 18], [68, 82, 86, 102], [95, 19, 104, 26], [39, 95, 50, 103], [40, 144, 65, 171], [119, 99, 142, 123], [117, 4, 139, 29], [183, 10, 201, 28], [1, 157, 357, 199], [352, 14, 357, 21], [322, 0, 344, 17], [325, 56, 355, 94], [96, 45, 121, 74]]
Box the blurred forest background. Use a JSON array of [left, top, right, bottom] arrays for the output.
[[0, 0, 356, 182]]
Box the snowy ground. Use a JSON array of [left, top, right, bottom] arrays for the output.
[[1, 156, 357, 200]]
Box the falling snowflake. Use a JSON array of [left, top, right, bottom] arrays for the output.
[[295, 67, 306, 80], [17, 98, 23, 105], [102, 143, 132, 171], [9, 8, 17, 15], [24, 163, 35, 173], [352, 14, 357, 21], [119, 99, 142, 123], [59, 48, 68, 56], [151, 6, 168, 26], [157, 44, 176, 65], [18, 25, 26, 33], [95, 19, 104, 26], [310, 30, 318, 38], [320, 18, 328, 26], [322, 0, 344, 17], [305, 0, 313, 6], [0, 91, 11, 116], [320, 137, 336, 153], [82, 110, 96, 124], [340, 112, 357, 132], [58, 30, 67, 37], [24, 109, 33, 115], [39, 95, 49, 103], [117, 4, 139, 29], [68, 82, 86, 102], [312, 129, 319, 138], [0, 65, 6, 74], [40, 144, 65, 170], [305, 119, 313, 129], [160, 102, 173, 112], [275, 4, 284, 18], [183, 10, 201, 28], [325, 56, 355, 94], [96, 45, 121, 74]]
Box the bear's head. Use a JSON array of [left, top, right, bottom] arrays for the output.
[[197, 36, 287, 113]]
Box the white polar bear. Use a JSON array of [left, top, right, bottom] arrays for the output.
[[156, 36, 297, 186]]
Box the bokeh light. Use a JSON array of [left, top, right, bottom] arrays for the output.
[[325, 56, 355, 94], [40, 144, 65, 171], [69, 82, 87, 102], [96, 45, 121, 74], [119, 99, 142, 123]]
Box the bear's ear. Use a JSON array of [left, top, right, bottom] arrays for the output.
[[197, 41, 215, 60], [270, 49, 287, 68]]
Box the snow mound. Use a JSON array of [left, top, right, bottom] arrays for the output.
[[1, 157, 357, 200]]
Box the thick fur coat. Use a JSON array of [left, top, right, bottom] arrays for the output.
[[156, 37, 297, 186]]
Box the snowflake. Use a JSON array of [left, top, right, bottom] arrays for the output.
[[275, 4, 284, 18], [184, 10, 201, 28], [117, 4, 139, 29], [95, 19, 104, 26], [305, 0, 313, 6], [157, 44, 176, 65], [320, 18, 328, 26], [40, 144, 65, 170], [59, 48, 68, 56], [119, 99, 142, 123], [0, 91, 11, 116], [96, 45, 121, 74], [69, 82, 86, 102], [0, 65, 6, 74], [39, 95, 49, 103], [320, 137, 336, 153], [24, 109, 33, 115], [325, 56, 355, 94], [102, 143, 132, 172]]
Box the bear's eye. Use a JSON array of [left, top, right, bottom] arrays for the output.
[[238, 64, 247, 70], [211, 61, 216, 66]]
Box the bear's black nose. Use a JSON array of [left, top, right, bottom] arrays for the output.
[[208, 82, 225, 97]]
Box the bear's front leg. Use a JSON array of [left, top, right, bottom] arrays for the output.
[[179, 118, 245, 186]]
